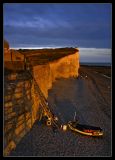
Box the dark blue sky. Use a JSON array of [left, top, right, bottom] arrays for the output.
[[4, 3, 112, 49]]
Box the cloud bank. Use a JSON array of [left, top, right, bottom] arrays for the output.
[[79, 48, 111, 63], [4, 3, 112, 49]]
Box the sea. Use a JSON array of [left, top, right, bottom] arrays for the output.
[[80, 62, 111, 67]]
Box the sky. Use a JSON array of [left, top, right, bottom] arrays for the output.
[[3, 3, 112, 63]]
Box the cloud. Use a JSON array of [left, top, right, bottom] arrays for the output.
[[4, 3, 112, 49], [79, 48, 111, 63]]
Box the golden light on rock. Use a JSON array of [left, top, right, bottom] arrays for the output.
[[4, 41, 79, 155], [33, 51, 79, 98]]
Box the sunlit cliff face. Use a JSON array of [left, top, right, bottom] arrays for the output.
[[33, 51, 79, 98], [4, 42, 79, 155]]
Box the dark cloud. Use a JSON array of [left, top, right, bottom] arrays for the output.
[[3, 3, 112, 49]]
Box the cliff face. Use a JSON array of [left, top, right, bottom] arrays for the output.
[[33, 51, 79, 98], [4, 42, 79, 155]]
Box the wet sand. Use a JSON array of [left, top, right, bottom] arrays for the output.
[[10, 66, 112, 157]]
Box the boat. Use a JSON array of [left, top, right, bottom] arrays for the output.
[[68, 121, 103, 136]]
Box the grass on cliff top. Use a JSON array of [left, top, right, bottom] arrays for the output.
[[18, 48, 78, 65]]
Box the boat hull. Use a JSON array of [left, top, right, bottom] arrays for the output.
[[68, 121, 103, 137]]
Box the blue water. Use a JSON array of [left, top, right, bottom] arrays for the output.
[[80, 62, 111, 66]]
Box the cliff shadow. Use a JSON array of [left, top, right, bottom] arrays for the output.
[[4, 61, 25, 72]]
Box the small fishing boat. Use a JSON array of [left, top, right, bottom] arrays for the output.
[[68, 121, 103, 136]]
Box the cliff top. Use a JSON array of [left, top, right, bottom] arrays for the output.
[[18, 48, 79, 65]]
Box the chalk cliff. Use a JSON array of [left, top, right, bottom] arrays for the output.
[[33, 51, 79, 98], [4, 40, 79, 155]]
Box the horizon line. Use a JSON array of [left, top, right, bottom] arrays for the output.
[[10, 46, 72, 49]]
